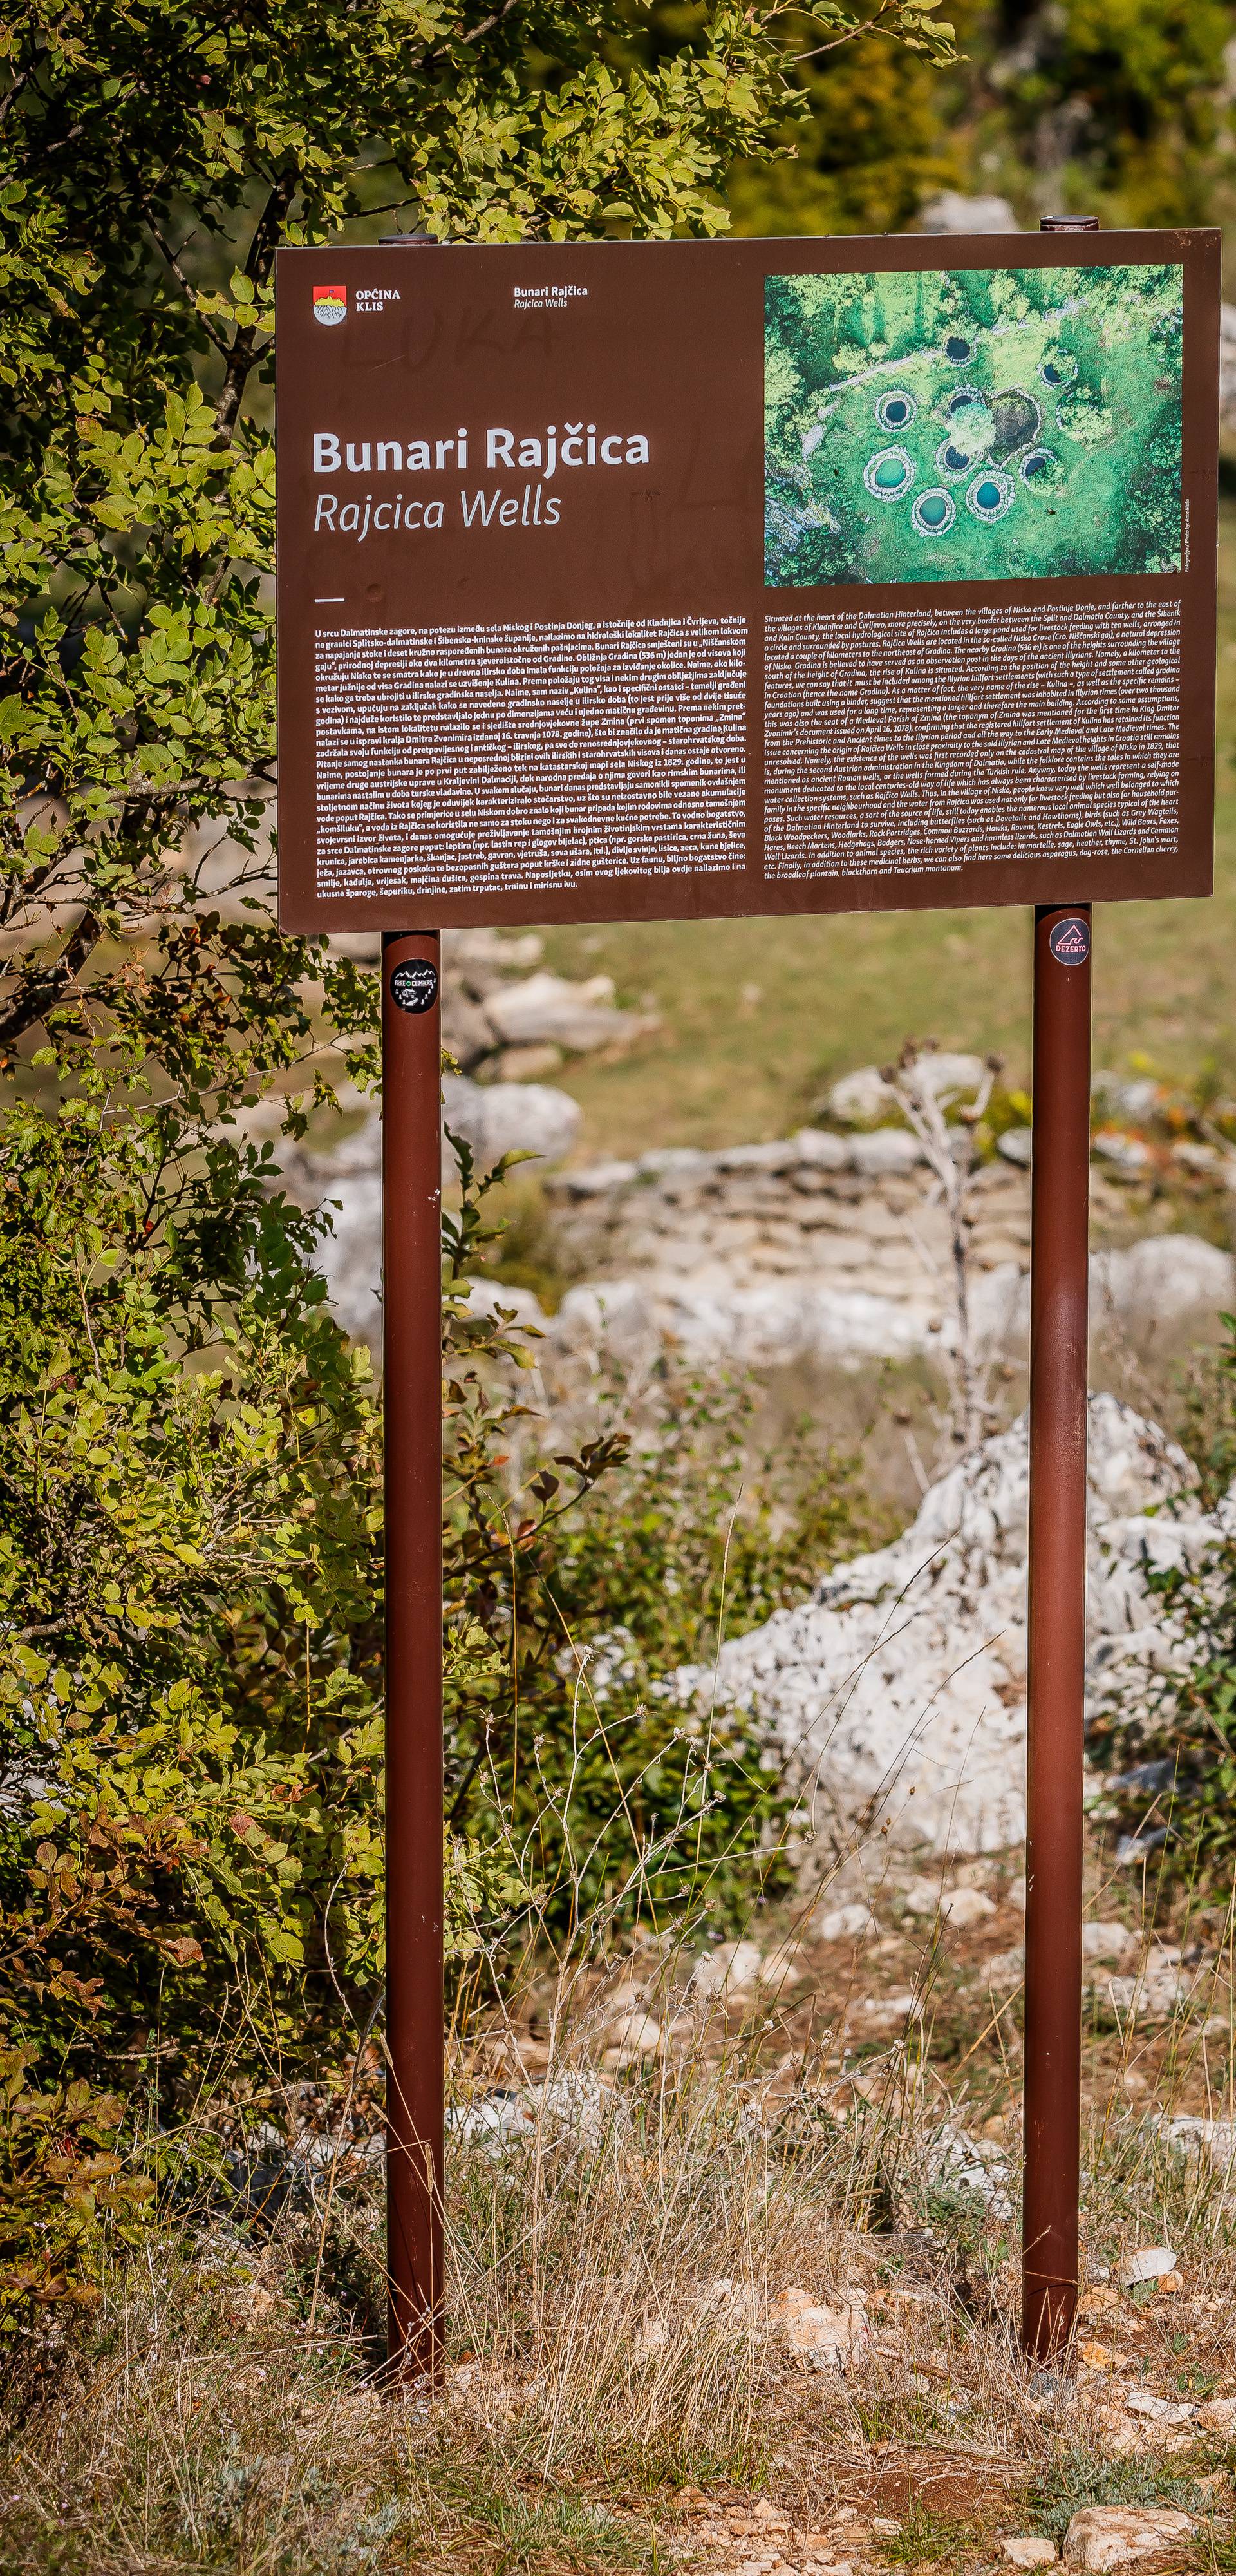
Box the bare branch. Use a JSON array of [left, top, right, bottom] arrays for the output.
[[140, 211, 230, 357], [885, 1042, 1006, 1457], [213, 171, 296, 442], [0, 907, 101, 1050]]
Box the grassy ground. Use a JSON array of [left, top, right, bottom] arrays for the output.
[[532, 500, 1236, 1161], [5, 1354, 1235, 2571], [5, 1868, 1236, 2576]]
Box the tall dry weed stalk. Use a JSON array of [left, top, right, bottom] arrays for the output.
[[884, 1039, 1003, 1459]]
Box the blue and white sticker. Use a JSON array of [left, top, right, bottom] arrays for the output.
[[1047, 916, 1091, 966]]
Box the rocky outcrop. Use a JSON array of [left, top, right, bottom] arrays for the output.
[[442, 1074, 581, 1173], [304, 921, 655, 1081], [282, 1036, 1235, 1370], [547, 1131, 1025, 1369], [543, 1137, 1233, 1372], [670, 1395, 1234, 1859], [436, 930, 657, 1078], [296, 1094, 1235, 1368], [827, 1055, 986, 1124]]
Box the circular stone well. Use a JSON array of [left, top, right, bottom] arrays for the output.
[[863, 446, 915, 501], [912, 488, 956, 535], [944, 333, 974, 365], [1040, 350, 1078, 388], [876, 387, 917, 432], [941, 393, 993, 453], [936, 435, 976, 480], [966, 468, 1014, 522], [1020, 446, 1056, 484]]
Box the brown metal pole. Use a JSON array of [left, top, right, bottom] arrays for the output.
[[1022, 902, 1092, 2360], [382, 929, 445, 2380], [1020, 211, 1100, 2369]]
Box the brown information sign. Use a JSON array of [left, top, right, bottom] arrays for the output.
[[276, 231, 1219, 932]]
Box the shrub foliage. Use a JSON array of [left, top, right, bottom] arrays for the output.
[[0, 0, 930, 2327]]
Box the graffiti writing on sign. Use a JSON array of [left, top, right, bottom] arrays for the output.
[[1047, 916, 1091, 966], [390, 960, 438, 1014]]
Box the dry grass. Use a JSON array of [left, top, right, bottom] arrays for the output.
[[6, 1504, 1236, 2573], [4, 1955, 1236, 2576]]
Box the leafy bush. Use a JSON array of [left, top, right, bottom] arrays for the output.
[[0, 1088, 868, 2315], [730, 17, 959, 240], [444, 1341, 875, 1942], [993, 0, 1235, 230], [0, 0, 930, 2330], [0, 1052, 386, 2052], [0, 2049, 156, 2335]]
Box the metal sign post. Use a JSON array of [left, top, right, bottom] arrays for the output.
[[1022, 901, 1092, 2359], [381, 931, 445, 2379], [1019, 213, 1098, 2367]]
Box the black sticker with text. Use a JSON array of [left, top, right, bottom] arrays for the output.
[[1047, 915, 1091, 966], [389, 959, 438, 1014]]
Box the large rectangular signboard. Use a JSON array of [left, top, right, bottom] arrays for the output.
[[276, 232, 1219, 932]]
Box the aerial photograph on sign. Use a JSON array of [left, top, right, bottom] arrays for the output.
[[764, 261, 1183, 587]]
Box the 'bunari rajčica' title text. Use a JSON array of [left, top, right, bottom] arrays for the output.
[[310, 424, 651, 539]]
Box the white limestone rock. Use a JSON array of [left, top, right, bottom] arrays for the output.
[[828, 1066, 895, 1125], [292, 1079, 579, 1343], [986, 1947, 1025, 1992], [548, 1236, 1231, 1376], [795, 1127, 852, 1170], [556, 1278, 661, 1366], [1094, 1233, 1235, 1326], [671, 1396, 1226, 1857], [997, 1127, 1033, 1167], [1116, 2246, 1177, 2289], [482, 969, 644, 1054], [829, 1055, 986, 1126], [556, 1158, 639, 1197], [903, 1050, 988, 1107], [1092, 1070, 1163, 1122], [689, 1938, 765, 1998], [301, 1121, 384, 1345], [1198, 2392, 1236, 2430], [919, 189, 1020, 232], [941, 1886, 996, 1926], [1160, 2117, 1236, 2174], [818, 1902, 876, 1941], [776, 2290, 870, 2371], [442, 1072, 582, 1171], [1094, 1128, 1154, 1177], [848, 1128, 926, 1177], [1062, 2506, 1194, 2569], [446, 927, 545, 979], [1081, 1921, 1138, 1965], [557, 1274, 942, 1371]]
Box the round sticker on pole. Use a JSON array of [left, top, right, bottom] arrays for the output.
[[389, 959, 439, 1014], [1047, 915, 1091, 967]]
